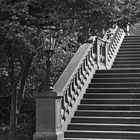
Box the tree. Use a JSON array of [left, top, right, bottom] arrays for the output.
[[110, 0, 140, 27], [0, 0, 76, 139], [0, 1, 39, 139], [1, 0, 140, 140]]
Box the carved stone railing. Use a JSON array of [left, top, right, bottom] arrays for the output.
[[92, 36, 108, 69], [33, 25, 126, 140], [89, 25, 125, 69], [104, 25, 125, 69], [126, 22, 130, 36], [54, 37, 97, 131]]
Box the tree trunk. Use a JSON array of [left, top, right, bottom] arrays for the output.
[[8, 57, 18, 140], [8, 87, 17, 140], [8, 54, 33, 140], [17, 54, 33, 114]]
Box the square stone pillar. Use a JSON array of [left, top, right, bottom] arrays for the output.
[[33, 89, 64, 140]]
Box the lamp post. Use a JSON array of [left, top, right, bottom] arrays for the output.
[[34, 27, 63, 140], [40, 27, 57, 90]]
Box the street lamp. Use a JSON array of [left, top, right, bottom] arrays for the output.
[[40, 27, 57, 90]]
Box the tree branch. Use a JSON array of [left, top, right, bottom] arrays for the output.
[[17, 54, 33, 114], [8, 57, 14, 88]]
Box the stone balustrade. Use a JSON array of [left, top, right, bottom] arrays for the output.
[[33, 25, 125, 140], [106, 25, 125, 69]]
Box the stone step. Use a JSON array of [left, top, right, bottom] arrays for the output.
[[86, 88, 140, 93], [64, 36, 140, 140], [65, 138, 139, 140], [96, 69, 140, 73], [123, 40, 140, 43], [113, 64, 140, 68], [94, 73, 140, 78], [89, 83, 140, 88], [67, 123, 140, 131], [64, 138, 139, 140], [91, 77, 140, 83], [116, 53, 140, 57], [84, 93, 140, 99], [71, 116, 140, 124], [119, 48, 140, 51], [118, 51, 140, 54], [124, 36, 140, 39], [115, 57, 140, 61], [114, 61, 140, 64], [121, 42, 140, 45], [120, 44, 140, 48], [75, 110, 140, 117], [81, 99, 140, 104], [64, 130, 140, 139], [78, 104, 140, 110]]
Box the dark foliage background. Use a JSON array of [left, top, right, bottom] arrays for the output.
[[0, 0, 140, 139]]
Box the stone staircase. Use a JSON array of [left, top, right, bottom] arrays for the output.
[[64, 36, 140, 139]]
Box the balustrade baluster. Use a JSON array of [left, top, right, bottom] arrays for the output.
[[100, 42, 103, 59], [78, 66, 85, 86], [91, 47, 96, 64], [62, 90, 70, 122], [68, 84, 74, 107], [86, 56, 92, 71], [64, 90, 71, 112], [61, 97, 65, 122], [96, 37, 100, 68], [88, 50, 94, 67], [89, 51, 94, 69], [90, 49, 94, 62], [71, 79, 77, 101], [105, 41, 108, 68], [83, 59, 90, 77], [74, 74, 80, 96], [127, 22, 130, 36], [81, 63, 88, 80], [101, 43, 105, 64]]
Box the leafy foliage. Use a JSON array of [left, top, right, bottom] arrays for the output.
[[130, 22, 140, 35], [114, 0, 140, 27], [0, 0, 140, 139]]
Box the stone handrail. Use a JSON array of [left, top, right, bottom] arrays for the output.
[[34, 25, 126, 140], [93, 36, 108, 69], [54, 36, 97, 130], [105, 25, 125, 69], [53, 25, 125, 131]]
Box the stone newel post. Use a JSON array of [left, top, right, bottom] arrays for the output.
[[33, 90, 64, 140]]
